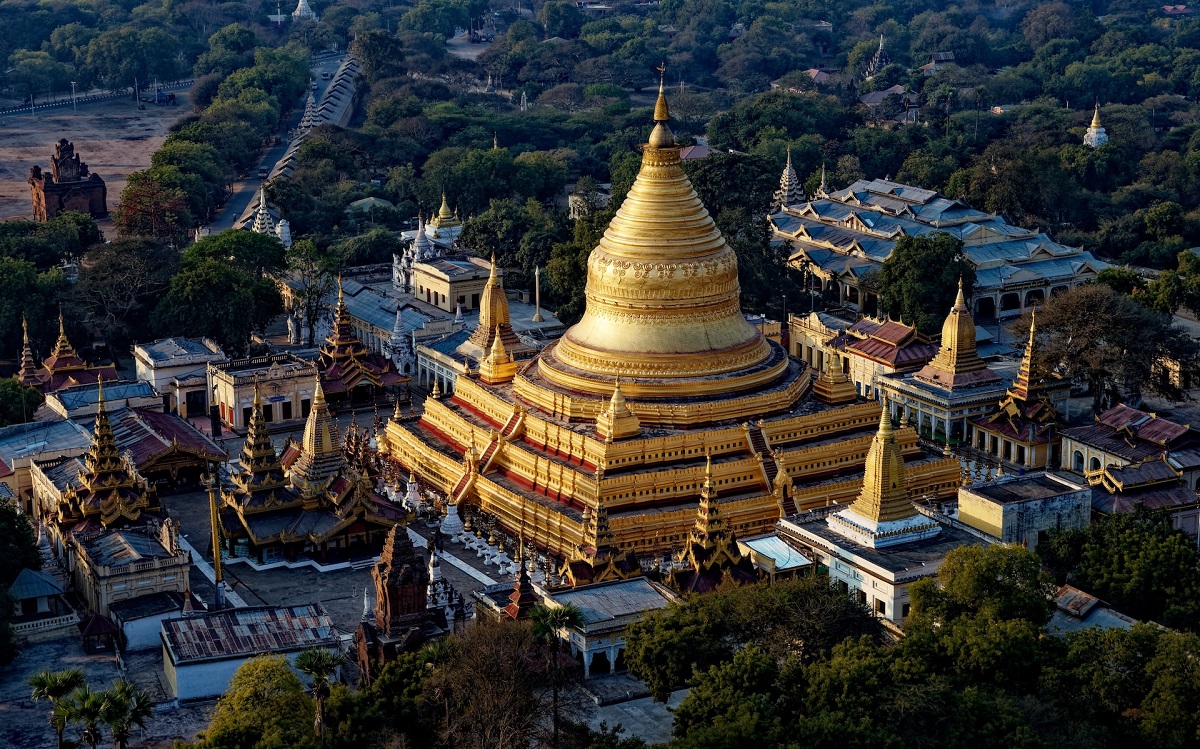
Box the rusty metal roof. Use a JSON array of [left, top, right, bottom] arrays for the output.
[[162, 604, 338, 665]]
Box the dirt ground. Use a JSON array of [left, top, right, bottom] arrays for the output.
[[0, 92, 191, 225]]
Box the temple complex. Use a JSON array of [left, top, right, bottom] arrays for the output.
[[318, 278, 409, 406], [968, 312, 1069, 469], [382, 81, 960, 571], [778, 397, 986, 625], [219, 379, 405, 566], [28, 138, 107, 221], [878, 280, 1009, 445], [18, 314, 117, 394], [772, 178, 1106, 321]]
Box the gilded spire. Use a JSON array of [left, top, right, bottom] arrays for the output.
[[648, 63, 673, 149], [232, 380, 285, 490], [914, 276, 1000, 387], [53, 308, 74, 357], [22, 315, 29, 346], [439, 191, 452, 219], [596, 376, 640, 440], [290, 372, 343, 493], [1091, 102, 1102, 129], [845, 395, 914, 523], [542, 73, 774, 397], [468, 254, 514, 350]]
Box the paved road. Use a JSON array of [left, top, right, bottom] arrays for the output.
[[208, 55, 345, 233]]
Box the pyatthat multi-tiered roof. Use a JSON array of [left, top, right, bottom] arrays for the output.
[[382, 80, 962, 567]]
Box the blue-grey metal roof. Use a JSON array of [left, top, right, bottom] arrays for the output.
[[547, 578, 674, 625], [0, 419, 91, 463], [7, 568, 63, 600], [56, 381, 157, 412], [82, 529, 176, 567], [426, 329, 472, 355], [740, 535, 813, 571]]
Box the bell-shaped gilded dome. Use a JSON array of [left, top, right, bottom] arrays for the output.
[[539, 77, 774, 397]]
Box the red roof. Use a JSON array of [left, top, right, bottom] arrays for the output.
[[1096, 404, 1189, 445]]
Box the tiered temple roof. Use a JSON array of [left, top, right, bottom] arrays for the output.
[[318, 278, 408, 397], [19, 314, 117, 394], [54, 380, 162, 538], [913, 279, 1002, 390], [773, 148, 805, 209], [970, 312, 1061, 445], [221, 376, 404, 556]]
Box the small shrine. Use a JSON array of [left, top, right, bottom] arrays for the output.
[[28, 138, 107, 221]]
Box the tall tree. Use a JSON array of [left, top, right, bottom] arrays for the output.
[[100, 679, 153, 749], [1032, 283, 1197, 409], [191, 656, 317, 749], [113, 172, 194, 246], [71, 238, 179, 346], [294, 648, 345, 749], [287, 240, 339, 348], [878, 233, 976, 334], [152, 258, 282, 356], [531, 603, 584, 748], [27, 669, 86, 749], [0, 379, 44, 429], [63, 684, 106, 749]]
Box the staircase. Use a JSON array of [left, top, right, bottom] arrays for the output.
[[749, 425, 797, 515], [479, 440, 501, 473], [449, 471, 473, 504], [500, 410, 524, 439]]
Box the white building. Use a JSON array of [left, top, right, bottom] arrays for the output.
[[133, 337, 227, 419], [1083, 104, 1108, 148], [162, 603, 339, 700]]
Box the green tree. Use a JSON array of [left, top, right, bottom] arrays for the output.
[[0, 379, 44, 428], [63, 684, 106, 749], [350, 30, 408, 82], [152, 259, 282, 356], [1095, 266, 1148, 296], [1039, 509, 1200, 630], [531, 603, 584, 748], [185, 231, 286, 278], [294, 648, 345, 749], [28, 669, 86, 749], [100, 679, 153, 749], [8, 50, 72, 105], [878, 233, 976, 334], [909, 544, 1056, 626], [538, 2, 586, 39], [191, 655, 317, 749]]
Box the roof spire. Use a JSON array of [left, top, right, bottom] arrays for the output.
[[648, 62, 674, 148], [953, 275, 967, 311]]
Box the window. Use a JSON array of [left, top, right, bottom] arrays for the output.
[[1072, 450, 1083, 472], [856, 589, 867, 604], [242, 406, 252, 427], [1089, 457, 1101, 472], [302, 398, 312, 417], [282, 401, 293, 420], [902, 603, 911, 618], [875, 599, 886, 616], [263, 404, 274, 423]]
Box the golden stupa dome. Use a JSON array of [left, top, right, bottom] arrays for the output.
[[537, 72, 779, 398]]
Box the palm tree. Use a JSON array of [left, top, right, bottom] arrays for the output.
[[294, 647, 345, 749], [63, 685, 106, 749], [530, 602, 583, 749], [28, 668, 86, 749], [100, 679, 153, 749]]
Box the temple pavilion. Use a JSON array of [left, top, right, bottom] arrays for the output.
[[18, 314, 116, 394], [968, 312, 1068, 469], [318, 278, 410, 406], [219, 379, 405, 566], [381, 80, 960, 568], [878, 280, 1010, 445]]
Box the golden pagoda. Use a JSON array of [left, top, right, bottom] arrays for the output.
[[382, 77, 960, 566], [812, 349, 857, 405], [57, 378, 161, 535], [318, 277, 408, 403], [666, 454, 757, 592], [826, 395, 941, 548], [968, 311, 1066, 469], [428, 191, 461, 237], [913, 278, 1000, 389]]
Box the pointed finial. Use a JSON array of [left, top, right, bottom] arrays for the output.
[[877, 393, 892, 438], [58, 308, 66, 338], [704, 451, 713, 482], [21, 315, 28, 345], [96, 373, 105, 408], [313, 371, 326, 407], [337, 274, 344, 304], [786, 144, 792, 167], [653, 62, 669, 123], [252, 380, 261, 408], [1091, 101, 1102, 128], [954, 276, 967, 310], [493, 132, 498, 150], [819, 161, 827, 192]]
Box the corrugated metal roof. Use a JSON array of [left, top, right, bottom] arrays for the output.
[[162, 604, 338, 664], [548, 578, 674, 625], [57, 381, 157, 411], [0, 419, 91, 462], [740, 535, 813, 571]]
